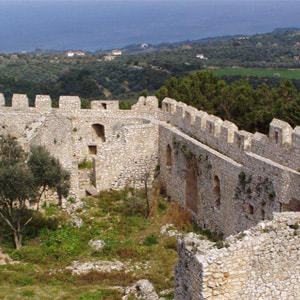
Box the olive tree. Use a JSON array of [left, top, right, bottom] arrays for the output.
[[28, 146, 70, 210], [0, 136, 37, 249], [0, 136, 70, 249]]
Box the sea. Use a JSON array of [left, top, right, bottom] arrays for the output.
[[1, 0, 300, 53]]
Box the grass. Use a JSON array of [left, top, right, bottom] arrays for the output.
[[78, 158, 93, 170], [0, 188, 196, 299], [211, 67, 300, 80]]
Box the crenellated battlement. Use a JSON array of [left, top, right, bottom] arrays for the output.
[[0, 93, 122, 113], [162, 97, 300, 170], [1, 92, 299, 171], [1, 92, 300, 299]]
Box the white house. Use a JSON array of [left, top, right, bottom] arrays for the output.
[[196, 54, 208, 60], [65, 51, 86, 58], [112, 50, 122, 56]]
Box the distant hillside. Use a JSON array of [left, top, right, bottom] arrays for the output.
[[1, 28, 300, 103]]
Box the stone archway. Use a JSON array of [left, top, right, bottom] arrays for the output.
[[166, 144, 173, 167], [185, 155, 199, 214]]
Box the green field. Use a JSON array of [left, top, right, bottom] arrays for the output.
[[212, 67, 300, 80]]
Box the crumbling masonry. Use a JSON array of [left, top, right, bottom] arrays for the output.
[[0, 93, 300, 299]]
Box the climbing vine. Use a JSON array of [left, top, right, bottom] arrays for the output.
[[235, 171, 276, 203]]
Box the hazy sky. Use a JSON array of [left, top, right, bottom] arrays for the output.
[[1, 0, 299, 52]]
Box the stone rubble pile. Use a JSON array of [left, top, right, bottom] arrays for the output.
[[88, 239, 106, 252], [123, 280, 160, 300], [0, 248, 13, 265], [66, 260, 124, 276]]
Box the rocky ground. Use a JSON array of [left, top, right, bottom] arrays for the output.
[[0, 190, 182, 299], [0, 189, 212, 299]]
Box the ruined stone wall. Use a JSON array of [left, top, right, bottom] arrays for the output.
[[1, 92, 300, 236], [175, 212, 300, 300], [1, 92, 300, 299], [0, 94, 160, 200], [159, 98, 300, 235]]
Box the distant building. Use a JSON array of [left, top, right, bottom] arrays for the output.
[[140, 43, 149, 49], [103, 55, 116, 61], [112, 50, 122, 56], [237, 36, 249, 40], [196, 54, 208, 60], [65, 51, 86, 58]]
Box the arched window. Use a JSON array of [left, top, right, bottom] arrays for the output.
[[213, 175, 221, 209], [166, 144, 172, 167], [274, 131, 279, 144], [92, 124, 105, 142]]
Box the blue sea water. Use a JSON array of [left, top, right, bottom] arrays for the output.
[[0, 0, 300, 53]]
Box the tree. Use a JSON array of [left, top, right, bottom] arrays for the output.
[[0, 136, 37, 249], [56, 168, 71, 207], [28, 146, 70, 210], [0, 137, 71, 249]]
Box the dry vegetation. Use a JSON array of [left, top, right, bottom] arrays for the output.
[[0, 188, 197, 300]]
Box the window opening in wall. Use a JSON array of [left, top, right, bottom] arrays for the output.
[[101, 103, 107, 110], [185, 155, 199, 214], [88, 145, 97, 155], [213, 175, 221, 209], [166, 144, 173, 167], [237, 136, 241, 148], [92, 124, 105, 142], [248, 204, 254, 215], [274, 131, 279, 144], [261, 209, 265, 220]]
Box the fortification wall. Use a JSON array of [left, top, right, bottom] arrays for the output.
[[159, 124, 242, 236], [0, 94, 160, 200], [1, 92, 300, 298], [162, 98, 300, 171], [1, 92, 300, 236], [175, 212, 300, 300], [160, 98, 300, 235]]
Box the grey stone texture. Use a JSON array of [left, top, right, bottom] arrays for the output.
[[1, 93, 300, 298], [176, 212, 300, 300]]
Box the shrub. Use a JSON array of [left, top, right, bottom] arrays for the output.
[[78, 158, 93, 170], [21, 290, 35, 298], [163, 237, 177, 251], [78, 290, 120, 300], [143, 234, 158, 246], [164, 202, 192, 231], [11, 246, 46, 264], [40, 226, 85, 261]]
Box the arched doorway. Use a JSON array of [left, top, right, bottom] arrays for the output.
[[166, 144, 173, 167], [185, 155, 198, 214], [213, 175, 221, 209]]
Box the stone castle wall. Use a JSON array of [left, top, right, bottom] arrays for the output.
[[0, 94, 160, 199], [1, 92, 300, 298], [159, 98, 300, 236], [1, 93, 300, 234], [175, 212, 300, 300]]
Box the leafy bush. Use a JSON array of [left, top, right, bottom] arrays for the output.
[[163, 237, 177, 251], [21, 289, 35, 298], [40, 227, 85, 261], [78, 158, 93, 170], [78, 290, 120, 300], [11, 246, 46, 264], [143, 234, 158, 246]]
